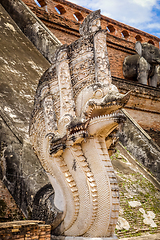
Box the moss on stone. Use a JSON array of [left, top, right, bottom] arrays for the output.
[[111, 150, 160, 238]]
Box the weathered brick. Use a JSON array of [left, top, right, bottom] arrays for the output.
[[0, 221, 51, 240], [22, 0, 160, 81]]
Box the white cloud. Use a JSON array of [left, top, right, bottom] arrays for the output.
[[146, 23, 160, 29], [71, 0, 160, 37], [132, 0, 156, 8]]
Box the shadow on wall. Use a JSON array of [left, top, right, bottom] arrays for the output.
[[118, 110, 160, 183]]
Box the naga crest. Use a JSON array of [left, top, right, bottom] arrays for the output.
[[30, 10, 130, 239]]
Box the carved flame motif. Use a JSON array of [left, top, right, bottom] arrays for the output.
[[30, 10, 130, 238]]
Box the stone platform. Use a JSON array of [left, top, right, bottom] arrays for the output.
[[120, 233, 160, 240], [51, 236, 118, 240]]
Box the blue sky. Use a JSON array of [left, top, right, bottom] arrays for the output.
[[71, 0, 160, 38], [34, 0, 160, 38]]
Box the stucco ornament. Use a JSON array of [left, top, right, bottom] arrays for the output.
[[30, 10, 130, 239], [123, 41, 160, 87]]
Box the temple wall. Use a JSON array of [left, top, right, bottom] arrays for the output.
[[22, 0, 160, 79], [18, 0, 160, 146], [0, 2, 57, 226], [0, 180, 24, 222], [112, 78, 160, 145], [0, 1, 160, 236]]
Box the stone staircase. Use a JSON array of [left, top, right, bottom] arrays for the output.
[[111, 143, 160, 238]]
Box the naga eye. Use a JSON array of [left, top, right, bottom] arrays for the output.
[[94, 89, 103, 98]]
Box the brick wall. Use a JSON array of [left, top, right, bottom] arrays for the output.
[[112, 77, 160, 146], [0, 180, 24, 222], [0, 221, 51, 240], [23, 0, 160, 47], [22, 0, 160, 79]]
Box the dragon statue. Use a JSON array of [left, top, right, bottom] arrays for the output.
[[30, 10, 130, 239]]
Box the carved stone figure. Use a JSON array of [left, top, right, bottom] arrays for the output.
[[156, 65, 160, 88], [123, 41, 160, 87], [30, 10, 130, 239]]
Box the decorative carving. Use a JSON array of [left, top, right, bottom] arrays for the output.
[[79, 10, 101, 36], [30, 10, 131, 238], [43, 95, 56, 132], [94, 31, 112, 85]]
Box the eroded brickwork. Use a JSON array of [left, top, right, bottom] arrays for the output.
[[0, 180, 24, 222], [0, 221, 51, 240]]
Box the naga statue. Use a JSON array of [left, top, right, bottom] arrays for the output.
[[30, 10, 130, 239]]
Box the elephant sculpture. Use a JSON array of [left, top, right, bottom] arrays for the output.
[[123, 41, 160, 87], [156, 65, 160, 88]]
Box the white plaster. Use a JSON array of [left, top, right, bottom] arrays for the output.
[[119, 206, 124, 214], [124, 186, 137, 197], [4, 106, 13, 113], [4, 23, 15, 32], [139, 208, 157, 228], [19, 90, 33, 100], [28, 60, 43, 72], [4, 65, 22, 75], [128, 200, 142, 207], [0, 57, 8, 64], [116, 217, 130, 230], [4, 106, 18, 119]]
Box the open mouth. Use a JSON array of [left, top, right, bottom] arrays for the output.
[[88, 103, 122, 119], [87, 109, 126, 137], [67, 120, 89, 136], [89, 110, 126, 124], [85, 91, 131, 120], [67, 91, 131, 138]]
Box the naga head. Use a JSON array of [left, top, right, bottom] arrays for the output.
[[66, 82, 131, 139]]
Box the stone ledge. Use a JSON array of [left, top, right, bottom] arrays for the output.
[[0, 220, 44, 229], [120, 233, 160, 240], [51, 236, 118, 240]]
